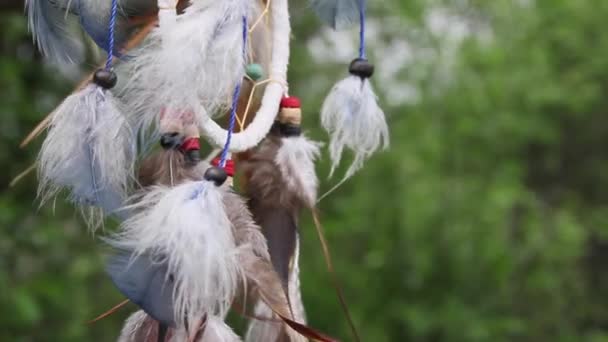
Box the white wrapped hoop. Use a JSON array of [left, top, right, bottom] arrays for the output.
[[199, 0, 290, 152]]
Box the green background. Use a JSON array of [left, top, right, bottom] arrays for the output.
[[2, 0, 608, 341]]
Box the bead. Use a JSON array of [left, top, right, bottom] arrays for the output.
[[280, 96, 301, 109], [93, 69, 118, 89], [280, 123, 301, 137], [204, 166, 228, 187], [272, 121, 301, 137], [179, 137, 200, 152], [211, 158, 235, 177], [246, 63, 264, 81], [184, 150, 200, 166], [160, 132, 184, 150], [348, 58, 374, 79], [279, 107, 302, 126]]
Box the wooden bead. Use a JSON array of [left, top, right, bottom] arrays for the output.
[[279, 107, 302, 126], [348, 58, 374, 79], [93, 69, 118, 89], [204, 166, 228, 187]]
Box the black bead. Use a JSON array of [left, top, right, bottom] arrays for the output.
[[93, 69, 118, 89], [160, 132, 184, 150], [204, 166, 228, 187], [183, 150, 200, 166], [271, 121, 302, 137], [280, 123, 301, 137], [348, 58, 374, 79]]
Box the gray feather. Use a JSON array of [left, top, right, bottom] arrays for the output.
[[76, 0, 158, 54], [26, 0, 83, 63], [107, 250, 176, 327], [38, 84, 135, 230], [310, 0, 360, 29]]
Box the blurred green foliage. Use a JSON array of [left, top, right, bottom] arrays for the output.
[[2, 1, 608, 341]]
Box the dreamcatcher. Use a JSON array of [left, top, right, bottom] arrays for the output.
[[23, 0, 389, 340]]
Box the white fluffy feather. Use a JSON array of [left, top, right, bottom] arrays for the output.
[[117, 0, 251, 135], [321, 75, 389, 180], [245, 238, 307, 342], [245, 301, 281, 342], [275, 135, 322, 208], [112, 180, 243, 328], [197, 316, 242, 342], [37, 84, 134, 227], [117, 311, 149, 342]]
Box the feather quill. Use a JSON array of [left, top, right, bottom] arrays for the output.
[[309, 0, 359, 29], [321, 75, 389, 181], [37, 84, 134, 228]]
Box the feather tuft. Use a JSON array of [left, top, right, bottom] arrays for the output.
[[37, 84, 134, 228], [198, 316, 242, 342], [25, 0, 83, 63], [117, 310, 156, 342], [309, 0, 359, 29], [321, 75, 389, 181], [275, 135, 322, 208], [109, 179, 243, 328], [117, 0, 252, 136]]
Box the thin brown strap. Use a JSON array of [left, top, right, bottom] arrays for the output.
[[312, 209, 362, 342], [87, 299, 131, 324]]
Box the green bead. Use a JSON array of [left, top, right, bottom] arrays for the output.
[[246, 63, 264, 81]]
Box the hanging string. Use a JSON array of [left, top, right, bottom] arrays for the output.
[[219, 16, 249, 168], [105, 0, 119, 70], [358, 0, 366, 59]]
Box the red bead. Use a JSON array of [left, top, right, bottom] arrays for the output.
[[211, 157, 235, 177], [280, 96, 301, 109], [179, 137, 200, 152]]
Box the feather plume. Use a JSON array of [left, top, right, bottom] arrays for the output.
[[37, 84, 134, 228], [117, 0, 251, 135], [240, 135, 300, 287], [118, 310, 157, 342], [76, 0, 159, 54], [310, 0, 359, 29], [119, 311, 242, 342], [240, 131, 318, 342], [197, 317, 241, 342], [244, 235, 307, 342], [109, 179, 243, 328], [138, 149, 195, 188], [321, 75, 389, 181], [275, 135, 322, 208], [107, 250, 175, 326], [77, 0, 130, 55], [25, 0, 83, 63]]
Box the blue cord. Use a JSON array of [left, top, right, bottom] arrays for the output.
[[105, 0, 119, 70], [219, 16, 248, 168], [358, 0, 366, 59]]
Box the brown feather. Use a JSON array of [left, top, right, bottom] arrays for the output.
[[138, 149, 202, 188], [239, 130, 314, 342]]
